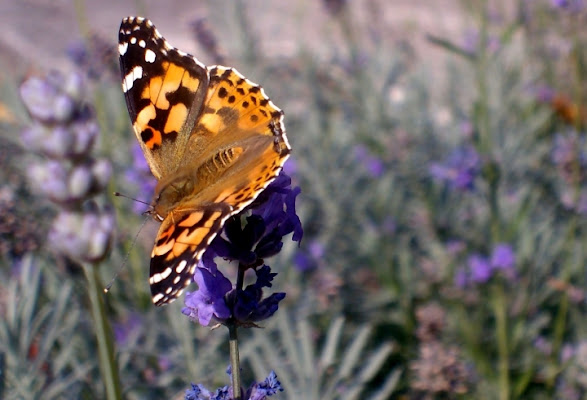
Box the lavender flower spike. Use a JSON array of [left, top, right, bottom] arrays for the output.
[[185, 370, 283, 400]]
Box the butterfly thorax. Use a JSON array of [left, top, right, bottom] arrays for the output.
[[151, 146, 245, 220]]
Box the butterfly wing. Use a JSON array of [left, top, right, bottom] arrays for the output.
[[190, 66, 291, 213], [118, 16, 209, 180], [149, 205, 232, 306], [148, 68, 291, 306]]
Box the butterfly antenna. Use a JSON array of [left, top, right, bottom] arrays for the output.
[[104, 199, 151, 294], [113, 191, 151, 206]]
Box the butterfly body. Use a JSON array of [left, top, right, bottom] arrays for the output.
[[119, 17, 290, 306]]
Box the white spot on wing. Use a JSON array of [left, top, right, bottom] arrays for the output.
[[152, 293, 164, 304], [145, 49, 156, 63], [130, 37, 137, 44], [139, 39, 146, 48], [161, 267, 172, 280], [118, 42, 128, 56], [123, 66, 143, 92], [175, 260, 188, 274]]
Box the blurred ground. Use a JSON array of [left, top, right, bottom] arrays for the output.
[[0, 0, 471, 81]]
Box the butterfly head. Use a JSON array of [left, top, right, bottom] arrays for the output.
[[150, 172, 198, 220]]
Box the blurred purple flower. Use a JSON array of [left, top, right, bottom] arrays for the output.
[[355, 145, 385, 178], [294, 240, 324, 272], [189, 18, 226, 65], [551, 0, 584, 11], [456, 243, 517, 287], [282, 156, 298, 176], [113, 313, 142, 346], [125, 142, 157, 213], [490, 243, 516, 270], [19, 70, 114, 262], [47, 203, 115, 262], [429, 145, 481, 190], [534, 336, 553, 356], [20, 72, 78, 123], [66, 34, 118, 80], [468, 254, 492, 284]]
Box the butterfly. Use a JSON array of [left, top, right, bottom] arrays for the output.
[[118, 17, 291, 306]]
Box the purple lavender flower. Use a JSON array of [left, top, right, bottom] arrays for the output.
[[182, 260, 232, 326], [185, 371, 283, 400], [125, 142, 157, 213], [429, 145, 481, 190], [246, 371, 283, 400], [551, 0, 584, 11], [209, 172, 302, 265], [47, 202, 115, 262], [354, 145, 385, 178], [294, 240, 325, 272], [228, 266, 286, 323], [185, 383, 213, 400], [468, 254, 492, 284], [182, 262, 286, 326], [182, 172, 299, 326], [456, 243, 517, 287], [20, 70, 113, 262], [490, 243, 516, 271]]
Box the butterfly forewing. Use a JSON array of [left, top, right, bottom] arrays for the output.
[[119, 17, 291, 306], [119, 16, 209, 180]]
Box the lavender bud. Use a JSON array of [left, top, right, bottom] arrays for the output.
[[71, 120, 98, 156], [91, 158, 112, 189], [43, 126, 74, 158], [68, 165, 92, 199], [29, 161, 68, 202]]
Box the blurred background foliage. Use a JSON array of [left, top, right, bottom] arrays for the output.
[[0, 0, 586, 399]]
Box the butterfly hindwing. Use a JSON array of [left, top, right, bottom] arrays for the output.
[[192, 66, 291, 213], [149, 205, 232, 306]]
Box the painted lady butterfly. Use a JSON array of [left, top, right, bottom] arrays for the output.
[[118, 17, 291, 306]]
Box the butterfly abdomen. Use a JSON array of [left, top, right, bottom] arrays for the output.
[[201, 147, 244, 176]]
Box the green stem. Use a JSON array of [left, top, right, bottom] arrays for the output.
[[83, 263, 123, 400], [493, 283, 510, 400], [228, 263, 247, 399], [229, 323, 242, 400]]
